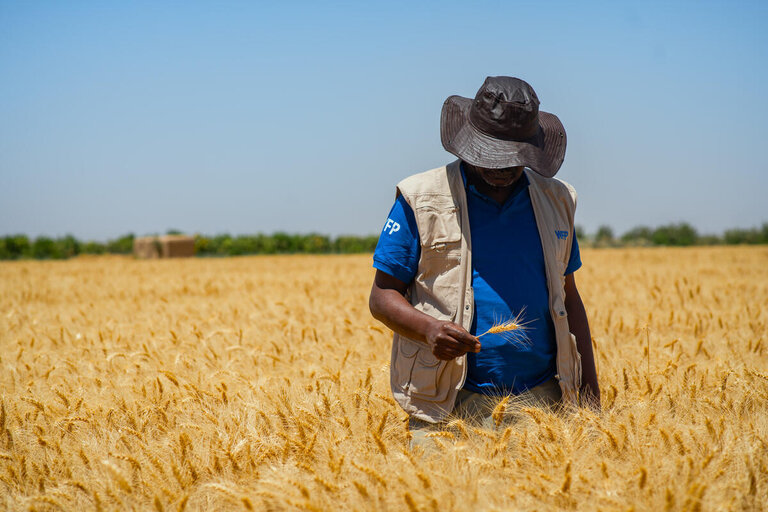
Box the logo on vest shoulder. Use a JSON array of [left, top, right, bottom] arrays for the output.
[[384, 218, 401, 235], [555, 230, 568, 240]]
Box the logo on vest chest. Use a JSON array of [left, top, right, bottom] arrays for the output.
[[555, 230, 569, 240]]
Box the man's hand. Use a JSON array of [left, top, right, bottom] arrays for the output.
[[369, 270, 479, 360], [425, 320, 480, 360]]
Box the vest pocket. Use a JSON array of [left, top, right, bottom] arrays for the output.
[[410, 204, 462, 320], [415, 206, 461, 248], [392, 338, 419, 396], [393, 337, 449, 400], [409, 349, 445, 399]]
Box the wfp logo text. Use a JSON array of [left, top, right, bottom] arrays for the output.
[[555, 230, 568, 240], [384, 219, 401, 235]]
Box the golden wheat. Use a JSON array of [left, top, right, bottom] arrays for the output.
[[0, 247, 766, 510]]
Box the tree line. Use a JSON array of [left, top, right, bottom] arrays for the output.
[[581, 222, 768, 248], [0, 232, 379, 260], [1, 222, 766, 260]]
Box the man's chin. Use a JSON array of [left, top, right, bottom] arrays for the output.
[[480, 172, 521, 188]]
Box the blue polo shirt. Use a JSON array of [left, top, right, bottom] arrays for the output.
[[373, 167, 581, 395]]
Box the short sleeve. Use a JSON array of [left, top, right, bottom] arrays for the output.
[[372, 195, 421, 284], [565, 230, 582, 275]]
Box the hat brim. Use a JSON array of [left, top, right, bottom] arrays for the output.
[[440, 95, 567, 177]]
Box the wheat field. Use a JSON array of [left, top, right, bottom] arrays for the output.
[[0, 247, 766, 511]]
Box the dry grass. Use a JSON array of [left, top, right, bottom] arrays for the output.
[[0, 247, 766, 511]]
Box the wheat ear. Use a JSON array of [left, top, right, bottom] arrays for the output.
[[476, 308, 531, 345]]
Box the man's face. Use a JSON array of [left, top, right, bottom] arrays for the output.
[[466, 163, 524, 189]]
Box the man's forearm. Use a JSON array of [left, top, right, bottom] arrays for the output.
[[570, 305, 600, 403], [564, 275, 600, 406], [369, 286, 437, 343]]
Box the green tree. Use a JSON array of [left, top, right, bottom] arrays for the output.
[[360, 235, 379, 252], [56, 234, 80, 258], [255, 234, 277, 254], [107, 233, 135, 254], [723, 225, 767, 245], [194, 235, 212, 255], [230, 235, 262, 255], [652, 223, 697, 246], [333, 235, 379, 253], [595, 225, 614, 246], [620, 226, 653, 246], [335, 236, 364, 253], [81, 241, 106, 254], [300, 234, 332, 254], [273, 232, 297, 253], [32, 237, 60, 259], [0, 235, 31, 259], [211, 234, 233, 255]]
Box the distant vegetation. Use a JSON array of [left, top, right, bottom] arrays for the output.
[[1, 222, 767, 260], [0, 233, 136, 260], [0, 232, 379, 260], [193, 233, 379, 256], [584, 222, 768, 248]]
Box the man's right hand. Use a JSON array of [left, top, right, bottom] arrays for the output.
[[425, 320, 481, 360], [370, 270, 480, 360]]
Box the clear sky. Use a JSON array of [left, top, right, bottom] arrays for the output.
[[1, 0, 767, 240]]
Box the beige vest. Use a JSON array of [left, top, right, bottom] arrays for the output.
[[389, 160, 582, 422]]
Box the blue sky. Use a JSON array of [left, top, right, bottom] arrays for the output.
[[1, 0, 766, 240]]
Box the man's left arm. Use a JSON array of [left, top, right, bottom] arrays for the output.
[[564, 273, 600, 409]]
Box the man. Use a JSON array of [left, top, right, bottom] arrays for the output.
[[368, 77, 599, 441]]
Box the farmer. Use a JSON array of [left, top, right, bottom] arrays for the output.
[[368, 76, 599, 444]]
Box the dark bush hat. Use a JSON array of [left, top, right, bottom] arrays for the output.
[[440, 76, 567, 177]]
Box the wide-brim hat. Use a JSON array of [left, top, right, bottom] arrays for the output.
[[440, 76, 567, 177]]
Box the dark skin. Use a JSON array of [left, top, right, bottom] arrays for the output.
[[369, 163, 600, 409]]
